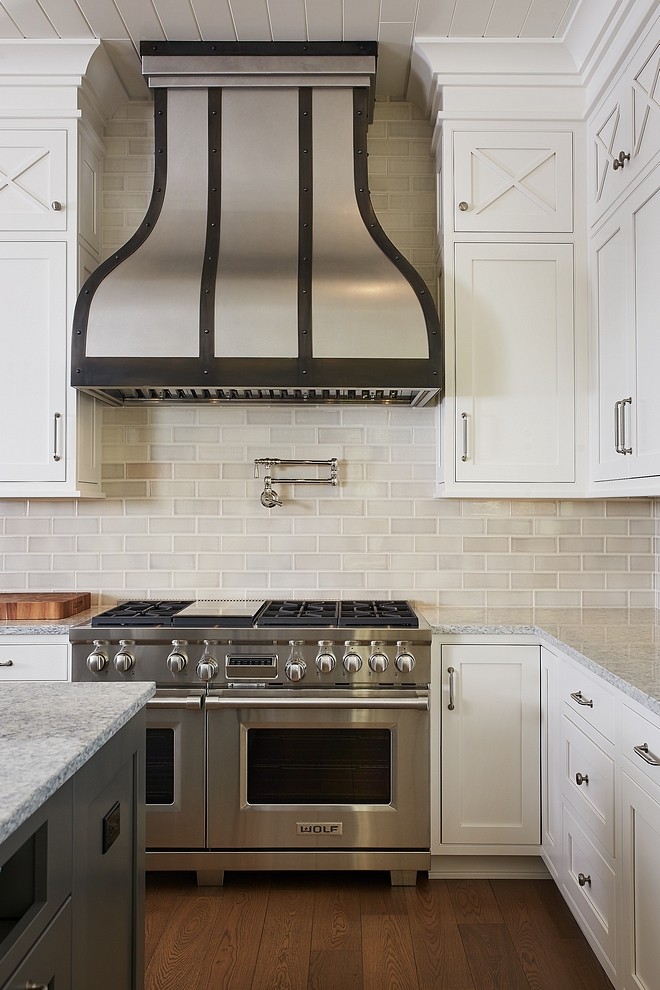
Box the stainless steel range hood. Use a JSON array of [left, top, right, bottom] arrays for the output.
[[72, 42, 442, 407]]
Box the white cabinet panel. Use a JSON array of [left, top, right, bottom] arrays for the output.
[[0, 130, 67, 231], [454, 242, 575, 483], [0, 242, 66, 482], [590, 75, 629, 225], [562, 658, 617, 745], [441, 644, 540, 844], [454, 130, 573, 232], [78, 134, 100, 256], [541, 646, 561, 880], [561, 714, 615, 856], [621, 771, 660, 990], [0, 641, 69, 681]]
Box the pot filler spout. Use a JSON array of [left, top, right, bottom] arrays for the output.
[[72, 42, 442, 406]]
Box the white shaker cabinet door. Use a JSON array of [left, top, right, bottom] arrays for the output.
[[441, 644, 541, 845], [0, 241, 66, 482], [0, 130, 67, 231], [454, 130, 573, 233], [591, 209, 630, 482], [621, 771, 660, 990], [454, 242, 575, 484]]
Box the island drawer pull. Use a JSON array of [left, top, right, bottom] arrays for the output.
[[570, 690, 594, 708], [634, 743, 660, 766], [0, 660, 14, 667]]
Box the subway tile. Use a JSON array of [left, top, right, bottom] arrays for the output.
[[342, 518, 387, 534], [78, 535, 123, 553], [487, 554, 533, 571], [512, 573, 557, 589], [462, 500, 511, 517], [27, 536, 74, 553], [487, 591, 535, 607], [463, 536, 510, 553], [197, 518, 245, 533], [534, 554, 581, 571], [559, 573, 605, 589], [27, 500, 75, 517], [511, 500, 556, 516], [294, 554, 341, 570], [411, 571, 462, 589], [293, 517, 335, 534], [581, 518, 628, 535], [103, 517, 148, 534], [582, 591, 630, 607], [583, 554, 628, 571], [248, 409, 293, 425], [5, 518, 50, 535], [126, 499, 173, 516], [534, 590, 582, 606], [319, 500, 364, 516], [368, 535, 414, 552], [438, 554, 485, 570], [486, 518, 532, 534], [558, 537, 605, 553], [101, 553, 148, 570], [174, 499, 220, 515], [629, 519, 655, 535], [320, 536, 365, 553], [367, 500, 413, 517], [535, 518, 582, 535], [511, 537, 557, 553], [247, 553, 292, 570], [27, 572, 75, 590], [344, 553, 389, 570], [392, 518, 436, 534], [318, 572, 365, 589], [173, 535, 220, 552], [464, 573, 510, 589], [271, 535, 316, 552], [177, 463, 221, 479], [222, 572, 269, 588], [606, 499, 652, 516], [197, 554, 244, 570], [125, 536, 172, 552], [5, 554, 51, 571], [222, 536, 269, 552], [125, 572, 172, 589], [149, 517, 195, 533], [270, 572, 317, 589], [630, 555, 656, 571], [416, 536, 461, 552], [53, 554, 99, 571], [606, 573, 653, 589], [606, 536, 653, 553]]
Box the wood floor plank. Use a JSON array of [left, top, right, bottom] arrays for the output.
[[491, 879, 585, 990], [558, 939, 616, 990], [250, 882, 315, 990], [145, 874, 189, 969], [458, 924, 529, 990], [308, 950, 363, 990], [532, 879, 585, 940], [196, 873, 271, 990], [448, 881, 505, 924], [311, 878, 362, 951], [405, 879, 474, 989], [361, 882, 419, 990], [145, 891, 223, 990]]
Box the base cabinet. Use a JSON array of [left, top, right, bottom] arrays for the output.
[[621, 770, 660, 990], [0, 710, 144, 990], [440, 644, 540, 845]]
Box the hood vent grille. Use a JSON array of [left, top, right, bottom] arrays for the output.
[[72, 42, 442, 407]]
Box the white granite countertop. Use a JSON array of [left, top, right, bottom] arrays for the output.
[[422, 607, 660, 718], [0, 681, 155, 845]]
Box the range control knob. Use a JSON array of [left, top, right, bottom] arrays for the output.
[[369, 641, 389, 673], [113, 639, 135, 672], [316, 640, 336, 674], [286, 640, 307, 681], [343, 642, 362, 674], [86, 640, 108, 673], [167, 640, 188, 674], [196, 641, 219, 682], [395, 640, 416, 674]]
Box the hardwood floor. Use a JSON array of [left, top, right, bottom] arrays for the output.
[[145, 872, 615, 990]]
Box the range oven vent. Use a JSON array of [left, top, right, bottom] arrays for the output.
[[79, 386, 439, 407]]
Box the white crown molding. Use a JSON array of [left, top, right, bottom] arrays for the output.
[[0, 40, 99, 78]]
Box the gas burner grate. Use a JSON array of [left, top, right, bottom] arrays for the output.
[[91, 600, 194, 627], [254, 600, 339, 627], [337, 600, 419, 628]]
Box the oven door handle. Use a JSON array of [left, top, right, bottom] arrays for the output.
[[204, 695, 429, 710], [147, 696, 203, 710]]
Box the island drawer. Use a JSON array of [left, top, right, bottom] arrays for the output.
[[562, 659, 616, 743], [561, 714, 615, 855], [0, 642, 68, 681], [621, 701, 660, 793]]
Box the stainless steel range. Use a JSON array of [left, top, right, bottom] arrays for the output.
[[70, 599, 431, 886]]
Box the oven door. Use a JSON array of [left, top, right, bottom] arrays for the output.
[[145, 690, 205, 849], [205, 689, 429, 851]]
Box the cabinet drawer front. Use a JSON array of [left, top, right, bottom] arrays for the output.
[[1, 898, 71, 990], [562, 660, 616, 743], [621, 701, 660, 790], [561, 714, 615, 855], [561, 804, 616, 968], [0, 643, 68, 681]]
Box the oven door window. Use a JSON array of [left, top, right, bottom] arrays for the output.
[[146, 727, 175, 805], [246, 728, 391, 804]]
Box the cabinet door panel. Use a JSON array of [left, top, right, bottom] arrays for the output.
[[454, 131, 573, 232], [590, 76, 629, 225], [78, 134, 100, 256], [630, 176, 660, 478], [0, 242, 66, 482], [621, 771, 660, 990], [454, 242, 574, 483], [441, 644, 540, 844], [0, 130, 67, 231], [592, 214, 630, 482]]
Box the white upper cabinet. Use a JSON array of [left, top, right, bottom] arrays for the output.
[[454, 131, 573, 233], [78, 133, 100, 258], [0, 241, 66, 482], [454, 241, 575, 484], [590, 23, 660, 227], [591, 165, 660, 487], [0, 129, 67, 232]]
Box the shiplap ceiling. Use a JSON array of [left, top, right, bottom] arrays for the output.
[[0, 0, 583, 98]]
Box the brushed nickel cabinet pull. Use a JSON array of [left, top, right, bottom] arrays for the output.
[[578, 873, 591, 887], [53, 411, 61, 461], [461, 412, 468, 461], [612, 151, 630, 170], [614, 399, 622, 453], [448, 667, 456, 710], [570, 690, 593, 708], [575, 772, 589, 786], [51, 201, 62, 211], [634, 743, 660, 766], [458, 201, 469, 211], [0, 660, 14, 667], [621, 397, 632, 454]]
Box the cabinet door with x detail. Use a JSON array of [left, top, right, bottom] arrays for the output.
[[0, 129, 67, 231], [453, 130, 573, 233]]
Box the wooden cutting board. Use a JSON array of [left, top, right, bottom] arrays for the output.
[[0, 592, 91, 620]]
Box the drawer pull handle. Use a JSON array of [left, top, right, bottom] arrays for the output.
[[0, 660, 13, 667], [570, 690, 593, 708], [448, 667, 456, 710], [575, 772, 589, 786], [578, 873, 591, 887], [634, 743, 660, 766]]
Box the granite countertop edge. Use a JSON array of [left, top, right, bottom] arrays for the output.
[[0, 607, 102, 635], [0, 682, 156, 846], [430, 621, 660, 719]]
